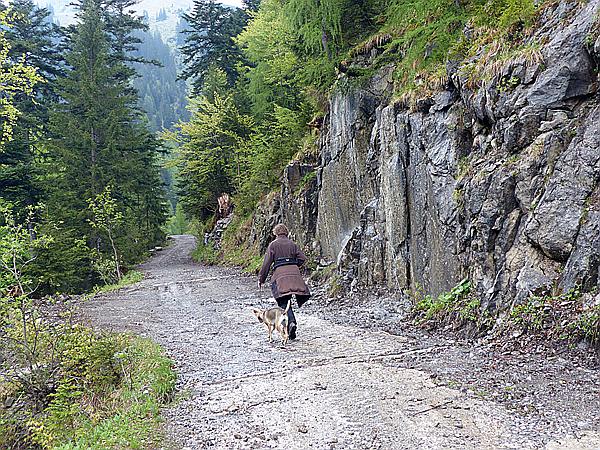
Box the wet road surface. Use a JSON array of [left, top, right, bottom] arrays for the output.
[[83, 235, 600, 450]]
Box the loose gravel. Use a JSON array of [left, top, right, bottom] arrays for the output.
[[82, 235, 600, 450]]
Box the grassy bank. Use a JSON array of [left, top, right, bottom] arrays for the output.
[[92, 270, 144, 295], [191, 214, 263, 274], [0, 331, 175, 449], [412, 280, 600, 349]]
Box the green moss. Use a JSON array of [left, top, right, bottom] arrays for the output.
[[452, 188, 465, 209], [310, 263, 336, 283], [327, 273, 343, 297], [295, 171, 317, 195], [456, 156, 471, 179]]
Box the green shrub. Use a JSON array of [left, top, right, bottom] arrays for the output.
[[0, 330, 175, 450], [412, 278, 489, 329], [507, 287, 600, 348], [510, 297, 548, 331], [568, 305, 600, 346]]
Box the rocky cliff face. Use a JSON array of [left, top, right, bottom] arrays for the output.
[[266, 0, 600, 312]]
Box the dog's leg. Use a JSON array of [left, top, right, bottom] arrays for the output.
[[268, 325, 273, 342]]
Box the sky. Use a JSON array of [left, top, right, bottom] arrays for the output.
[[33, 0, 244, 26]]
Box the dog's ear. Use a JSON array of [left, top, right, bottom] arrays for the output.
[[251, 308, 264, 323]]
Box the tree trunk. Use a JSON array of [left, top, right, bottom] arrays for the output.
[[321, 18, 332, 60]]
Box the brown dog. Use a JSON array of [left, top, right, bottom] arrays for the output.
[[252, 298, 291, 345]]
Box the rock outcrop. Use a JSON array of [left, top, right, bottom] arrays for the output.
[[264, 0, 600, 312]]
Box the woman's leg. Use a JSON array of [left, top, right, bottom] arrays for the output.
[[276, 295, 296, 338]]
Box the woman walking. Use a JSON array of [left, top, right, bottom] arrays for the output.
[[258, 224, 311, 339]]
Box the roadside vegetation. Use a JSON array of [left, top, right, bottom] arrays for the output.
[[1, 330, 175, 449], [191, 214, 263, 274], [91, 270, 144, 295], [411, 279, 600, 349], [0, 205, 175, 448]]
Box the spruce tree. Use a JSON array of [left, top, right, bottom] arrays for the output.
[[180, 0, 247, 94], [41, 0, 166, 291], [0, 1, 62, 210]]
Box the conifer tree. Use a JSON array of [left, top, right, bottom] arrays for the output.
[[180, 0, 247, 94], [41, 0, 166, 291], [0, 1, 61, 210]]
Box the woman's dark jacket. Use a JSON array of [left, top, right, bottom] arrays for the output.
[[258, 236, 310, 300]]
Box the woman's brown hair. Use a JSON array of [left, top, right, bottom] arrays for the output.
[[272, 224, 289, 236]]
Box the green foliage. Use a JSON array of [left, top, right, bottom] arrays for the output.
[[88, 185, 124, 282], [192, 242, 220, 265], [237, 105, 310, 216], [27, 224, 93, 294], [283, 0, 346, 57], [0, 1, 63, 211], [412, 278, 489, 329], [170, 91, 253, 218], [235, 0, 302, 118], [0, 329, 175, 449], [296, 170, 317, 195], [372, 0, 538, 98], [36, 0, 168, 292], [383, 0, 467, 91], [92, 270, 144, 295], [218, 214, 262, 273], [167, 202, 189, 235], [475, 0, 537, 29], [0, 9, 44, 146], [192, 214, 263, 273], [568, 305, 600, 346], [510, 297, 548, 331], [180, 0, 248, 94], [1, 197, 171, 450], [506, 287, 600, 346]]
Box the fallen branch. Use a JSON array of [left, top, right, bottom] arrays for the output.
[[412, 399, 454, 416]]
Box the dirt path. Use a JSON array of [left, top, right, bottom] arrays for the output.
[[83, 235, 600, 450]]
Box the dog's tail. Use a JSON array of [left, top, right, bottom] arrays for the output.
[[283, 297, 291, 314]]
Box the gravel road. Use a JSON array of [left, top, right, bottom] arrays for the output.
[[83, 235, 600, 450]]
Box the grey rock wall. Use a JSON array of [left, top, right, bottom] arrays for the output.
[[271, 0, 600, 311]]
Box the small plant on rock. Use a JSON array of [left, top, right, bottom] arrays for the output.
[[412, 278, 490, 331], [567, 305, 600, 347]]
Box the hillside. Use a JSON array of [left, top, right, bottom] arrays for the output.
[[181, 0, 599, 348]]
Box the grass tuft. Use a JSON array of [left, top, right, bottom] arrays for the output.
[[92, 270, 144, 295]]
